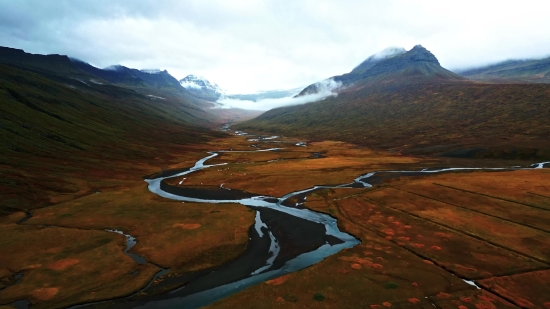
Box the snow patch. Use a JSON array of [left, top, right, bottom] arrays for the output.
[[147, 94, 166, 100], [141, 69, 163, 74], [103, 65, 124, 71], [180, 81, 202, 89], [372, 47, 406, 59], [179, 74, 225, 94]]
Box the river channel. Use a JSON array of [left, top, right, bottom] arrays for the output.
[[79, 133, 548, 309]]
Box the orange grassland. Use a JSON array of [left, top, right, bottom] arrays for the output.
[[199, 136, 550, 309], [0, 141, 254, 308], [1, 134, 549, 309]]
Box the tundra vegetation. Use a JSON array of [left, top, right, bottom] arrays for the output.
[[1, 46, 549, 309]]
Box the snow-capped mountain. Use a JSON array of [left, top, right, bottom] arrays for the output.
[[296, 45, 461, 97], [350, 47, 406, 75], [140, 69, 164, 74], [179, 75, 225, 101]]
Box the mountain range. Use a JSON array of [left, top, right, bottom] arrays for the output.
[[236, 45, 550, 160], [297, 45, 464, 96], [1, 46, 281, 107], [179, 74, 304, 104], [0, 46, 228, 214], [457, 56, 550, 83], [2, 40, 549, 309], [72, 60, 184, 92], [1, 42, 550, 217]]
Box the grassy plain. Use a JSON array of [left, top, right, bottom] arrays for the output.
[[197, 136, 550, 309], [0, 141, 254, 308], [1, 133, 549, 308], [168, 137, 423, 198]]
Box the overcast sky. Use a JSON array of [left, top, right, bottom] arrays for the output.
[[1, 0, 550, 93]]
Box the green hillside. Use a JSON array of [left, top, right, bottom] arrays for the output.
[[237, 79, 550, 159], [0, 50, 226, 215]]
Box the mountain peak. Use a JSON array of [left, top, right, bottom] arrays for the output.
[[351, 47, 406, 75], [411, 44, 427, 51], [179, 75, 225, 101], [299, 44, 462, 97], [372, 47, 407, 60], [104, 64, 126, 71], [405, 45, 440, 65]]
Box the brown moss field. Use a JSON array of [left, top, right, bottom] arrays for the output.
[[478, 270, 550, 309], [2, 134, 550, 308], [0, 141, 254, 308], [25, 185, 253, 272], [0, 224, 160, 309], [167, 138, 423, 198], [201, 136, 549, 308]]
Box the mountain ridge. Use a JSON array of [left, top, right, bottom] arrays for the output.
[[350, 46, 406, 75], [0, 46, 237, 214], [71, 59, 185, 92], [297, 45, 463, 97], [456, 56, 550, 83], [179, 74, 225, 101], [236, 45, 550, 160]]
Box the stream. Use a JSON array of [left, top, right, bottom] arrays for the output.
[[72, 133, 549, 309]]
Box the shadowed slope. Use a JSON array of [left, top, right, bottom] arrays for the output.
[[458, 56, 550, 83], [0, 51, 225, 214], [71, 60, 184, 92], [237, 79, 550, 159], [297, 45, 464, 96]]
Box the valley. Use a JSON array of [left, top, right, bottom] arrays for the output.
[[1, 43, 549, 309], [1, 131, 549, 309]]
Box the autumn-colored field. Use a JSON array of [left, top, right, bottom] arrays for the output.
[[166, 137, 424, 198], [199, 136, 550, 309], [1, 133, 549, 309], [0, 141, 254, 308]]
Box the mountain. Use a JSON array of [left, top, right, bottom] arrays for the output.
[[71, 59, 184, 92], [0, 46, 82, 75], [0, 46, 227, 215], [350, 47, 406, 75], [457, 56, 550, 83], [227, 87, 303, 101], [70, 60, 259, 119], [297, 45, 463, 96], [236, 46, 550, 160], [179, 74, 225, 101]]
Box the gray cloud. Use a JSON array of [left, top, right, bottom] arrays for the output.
[[1, 0, 550, 93]]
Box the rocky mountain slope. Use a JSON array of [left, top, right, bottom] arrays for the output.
[[457, 56, 550, 83], [72, 59, 184, 92], [0, 46, 226, 214], [236, 46, 550, 160], [179, 74, 225, 101], [297, 45, 463, 96]]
